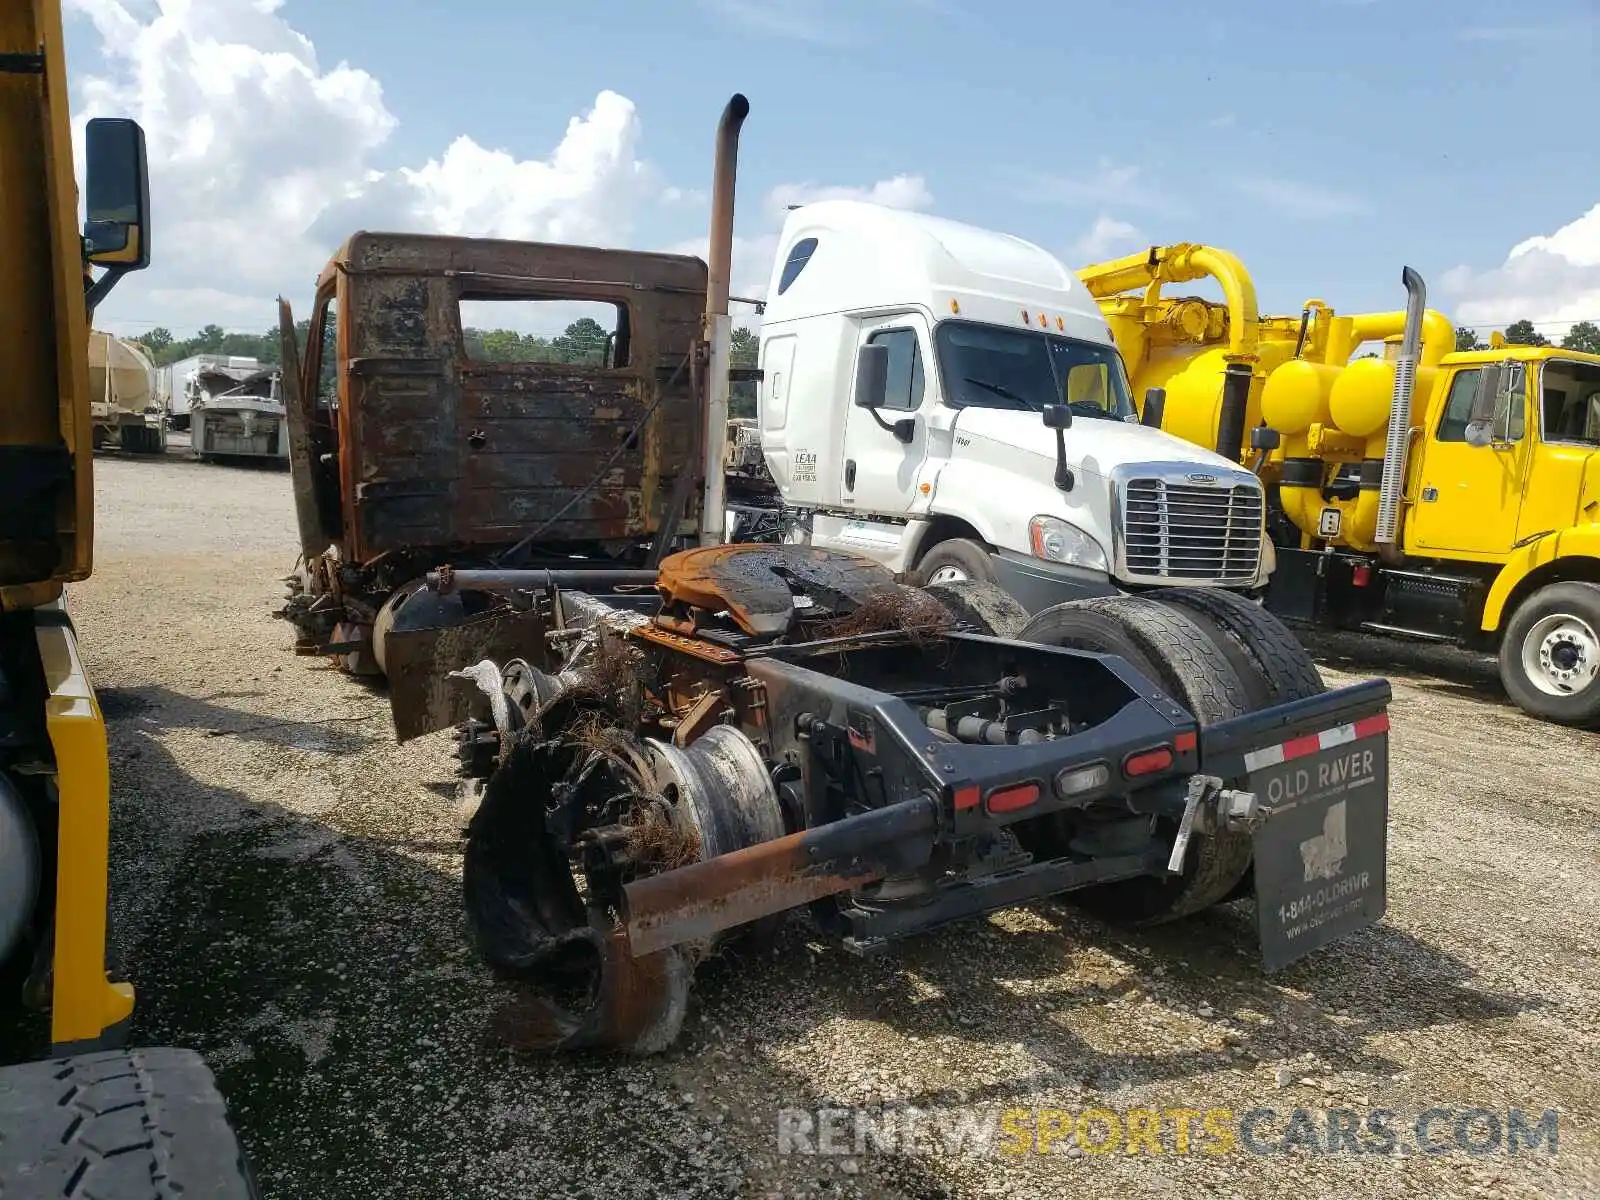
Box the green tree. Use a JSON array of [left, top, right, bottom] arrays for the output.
[[552, 316, 610, 364], [1503, 319, 1550, 347], [729, 325, 758, 419], [1560, 320, 1600, 354], [1454, 325, 1485, 352], [134, 326, 173, 356]]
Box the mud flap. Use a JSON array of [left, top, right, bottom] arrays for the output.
[[384, 607, 547, 742], [1249, 723, 1388, 971]]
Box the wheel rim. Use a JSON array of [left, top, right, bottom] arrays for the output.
[[1520, 612, 1600, 697], [927, 565, 969, 585]]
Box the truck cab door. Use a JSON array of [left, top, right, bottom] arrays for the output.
[[840, 316, 936, 517], [1406, 363, 1531, 558]]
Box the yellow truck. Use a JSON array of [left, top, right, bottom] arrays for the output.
[[0, 1, 255, 1192], [1080, 245, 1600, 728]]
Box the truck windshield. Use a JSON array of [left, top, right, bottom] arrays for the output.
[[934, 320, 1135, 422]]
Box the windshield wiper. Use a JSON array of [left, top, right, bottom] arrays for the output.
[[962, 377, 1036, 409]]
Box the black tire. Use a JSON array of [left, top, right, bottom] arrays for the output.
[[1017, 595, 1254, 923], [1498, 581, 1600, 729], [1143, 589, 1325, 903], [1152, 587, 1324, 707], [0, 1048, 260, 1198], [922, 579, 1029, 638], [913, 538, 997, 587]]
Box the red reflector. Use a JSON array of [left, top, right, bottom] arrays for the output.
[[1352, 563, 1373, 587], [1281, 732, 1322, 761], [1123, 747, 1174, 777], [953, 785, 981, 811], [1174, 730, 1197, 754], [986, 783, 1040, 814], [1354, 713, 1390, 738]]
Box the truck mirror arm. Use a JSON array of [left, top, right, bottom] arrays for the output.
[[1053, 427, 1074, 492], [867, 409, 916, 444], [83, 263, 131, 318]]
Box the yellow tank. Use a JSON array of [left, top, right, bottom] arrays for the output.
[[1080, 243, 1459, 552], [1260, 359, 1338, 435]]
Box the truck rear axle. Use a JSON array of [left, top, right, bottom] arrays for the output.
[[440, 545, 1392, 1054]]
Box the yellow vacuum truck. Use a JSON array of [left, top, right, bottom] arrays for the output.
[[1080, 245, 1600, 728], [0, 1, 256, 1193]]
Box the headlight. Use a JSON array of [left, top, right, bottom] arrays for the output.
[[1028, 515, 1108, 572], [1260, 533, 1276, 580]]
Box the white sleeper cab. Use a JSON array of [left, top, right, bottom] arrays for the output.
[[750, 200, 1273, 611]]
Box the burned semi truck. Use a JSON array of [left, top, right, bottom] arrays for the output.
[[278, 95, 1396, 1053]]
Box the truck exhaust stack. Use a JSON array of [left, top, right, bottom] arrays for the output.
[[1374, 266, 1425, 546], [699, 93, 750, 547]]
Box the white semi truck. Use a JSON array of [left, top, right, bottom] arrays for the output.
[[733, 201, 1274, 611]]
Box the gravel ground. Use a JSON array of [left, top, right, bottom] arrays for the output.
[[18, 451, 1600, 1199]]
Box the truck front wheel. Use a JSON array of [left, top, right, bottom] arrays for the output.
[[913, 538, 996, 586], [1499, 581, 1600, 728]]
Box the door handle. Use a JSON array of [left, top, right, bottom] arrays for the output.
[[845, 459, 857, 490]]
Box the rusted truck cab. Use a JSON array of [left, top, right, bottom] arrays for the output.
[[277, 232, 710, 685]]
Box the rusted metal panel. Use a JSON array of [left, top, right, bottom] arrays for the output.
[[382, 605, 550, 742], [653, 543, 898, 637], [326, 232, 708, 565]]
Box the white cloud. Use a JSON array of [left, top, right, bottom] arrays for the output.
[[68, 0, 935, 339], [765, 174, 933, 220], [1233, 176, 1369, 219], [1072, 215, 1145, 262], [69, 0, 659, 334], [1443, 202, 1600, 338]]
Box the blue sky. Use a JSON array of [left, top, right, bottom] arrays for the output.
[[65, 0, 1600, 338]]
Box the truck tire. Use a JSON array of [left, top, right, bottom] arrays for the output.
[[921, 579, 1029, 638], [1142, 589, 1325, 902], [1148, 587, 1324, 708], [1498, 581, 1600, 729], [1017, 595, 1255, 924], [0, 1048, 259, 1198], [913, 539, 997, 587]]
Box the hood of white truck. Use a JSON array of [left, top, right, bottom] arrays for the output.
[[950, 407, 1245, 478]]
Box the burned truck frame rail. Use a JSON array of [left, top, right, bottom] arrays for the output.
[[451, 545, 1393, 1055], [275, 232, 711, 680]]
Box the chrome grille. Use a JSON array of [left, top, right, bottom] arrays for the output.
[[1119, 476, 1264, 584]]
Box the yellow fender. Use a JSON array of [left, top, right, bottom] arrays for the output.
[[35, 619, 135, 1049], [1482, 527, 1600, 631]]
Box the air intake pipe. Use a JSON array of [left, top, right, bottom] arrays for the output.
[[1373, 267, 1425, 548], [699, 94, 750, 547], [1215, 362, 1252, 463]]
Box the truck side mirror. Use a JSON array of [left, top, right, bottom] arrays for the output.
[[1040, 404, 1074, 492], [83, 117, 151, 270], [1250, 424, 1281, 451], [854, 343, 889, 409], [1141, 387, 1166, 429], [1467, 364, 1500, 427]]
